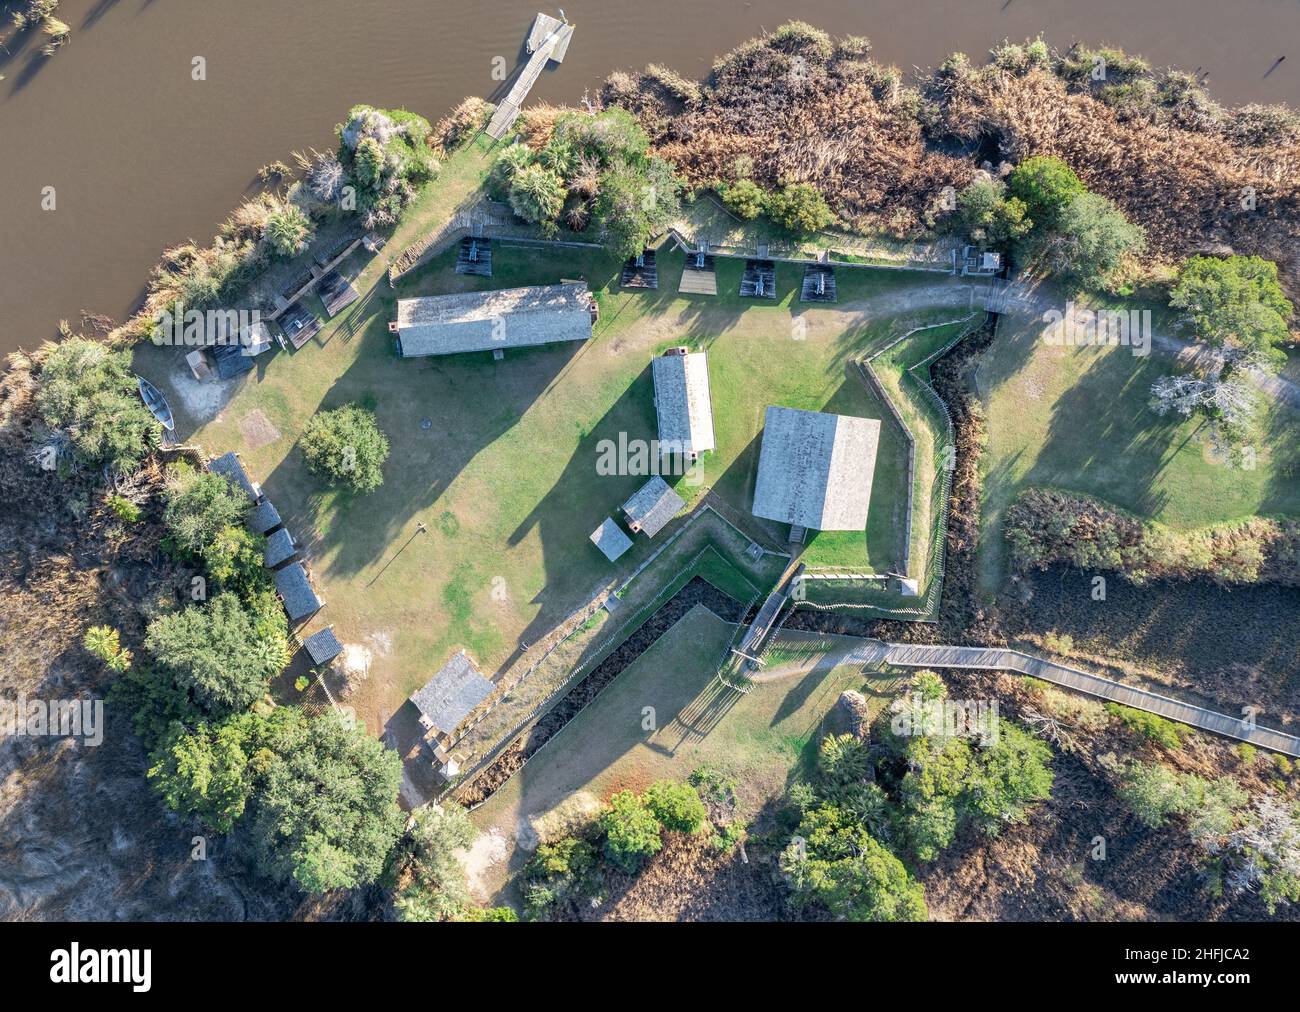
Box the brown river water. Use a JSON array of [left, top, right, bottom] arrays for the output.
[[2, 0, 1299, 354]]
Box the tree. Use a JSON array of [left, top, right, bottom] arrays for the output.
[[1007, 155, 1085, 231], [145, 592, 287, 719], [300, 404, 390, 494], [1117, 760, 1190, 828], [147, 718, 255, 833], [163, 465, 249, 556], [964, 720, 1054, 834], [1168, 255, 1293, 366], [765, 182, 834, 235], [600, 790, 663, 873], [591, 157, 680, 260], [395, 802, 478, 922], [246, 709, 404, 893], [643, 780, 707, 833], [955, 178, 1031, 246], [721, 179, 766, 220], [488, 143, 534, 198], [508, 163, 567, 224], [264, 204, 315, 258], [1040, 191, 1145, 289], [36, 338, 160, 474], [781, 802, 927, 921]]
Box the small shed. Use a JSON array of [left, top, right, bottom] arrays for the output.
[[247, 498, 282, 535], [209, 451, 260, 502], [279, 301, 321, 350], [590, 517, 634, 562], [410, 650, 494, 736], [211, 341, 255, 380], [621, 476, 685, 538], [263, 528, 297, 569], [275, 562, 323, 622], [303, 626, 344, 666]]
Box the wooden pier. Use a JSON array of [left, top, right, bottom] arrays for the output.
[[485, 13, 575, 140]]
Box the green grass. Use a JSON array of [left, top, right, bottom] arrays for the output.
[[135, 139, 976, 725], [470, 610, 906, 900], [977, 303, 1300, 593]]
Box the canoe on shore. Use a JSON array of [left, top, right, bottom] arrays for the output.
[[137, 375, 175, 431]]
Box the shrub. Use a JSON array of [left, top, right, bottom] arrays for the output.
[[643, 780, 707, 833], [765, 182, 834, 234], [1106, 703, 1189, 750], [83, 625, 132, 672], [394, 803, 478, 921], [163, 465, 249, 556], [599, 790, 663, 873], [105, 494, 142, 523], [264, 204, 315, 258], [523, 835, 600, 918], [36, 338, 160, 474], [508, 163, 567, 224], [1041, 191, 1145, 290], [781, 802, 927, 921], [721, 178, 766, 219], [300, 404, 389, 494]]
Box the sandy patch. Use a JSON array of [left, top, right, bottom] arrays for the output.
[[168, 359, 241, 423], [460, 827, 511, 900], [367, 630, 394, 657], [340, 643, 373, 692], [238, 408, 281, 449]]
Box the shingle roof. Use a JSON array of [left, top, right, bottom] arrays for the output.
[[275, 562, 322, 622], [652, 351, 715, 457], [409, 650, 494, 734], [590, 517, 634, 562], [622, 476, 685, 538], [247, 498, 282, 535], [208, 452, 260, 501], [395, 283, 592, 358], [212, 342, 255, 379], [303, 626, 344, 665], [752, 406, 880, 531], [263, 528, 297, 569]]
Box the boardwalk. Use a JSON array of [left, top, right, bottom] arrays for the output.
[[485, 14, 575, 140], [882, 643, 1300, 757]]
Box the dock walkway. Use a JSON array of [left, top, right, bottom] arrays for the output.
[[486, 14, 574, 140], [881, 642, 1300, 757]]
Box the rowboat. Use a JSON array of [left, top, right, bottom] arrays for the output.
[[137, 375, 175, 431]]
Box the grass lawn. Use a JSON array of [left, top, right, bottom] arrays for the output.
[[136, 138, 974, 730], [976, 303, 1300, 594], [470, 607, 906, 901]]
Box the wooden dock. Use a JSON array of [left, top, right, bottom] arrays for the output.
[[485, 13, 575, 140]]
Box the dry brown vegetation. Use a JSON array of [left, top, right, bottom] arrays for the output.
[[603, 23, 1300, 297]]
